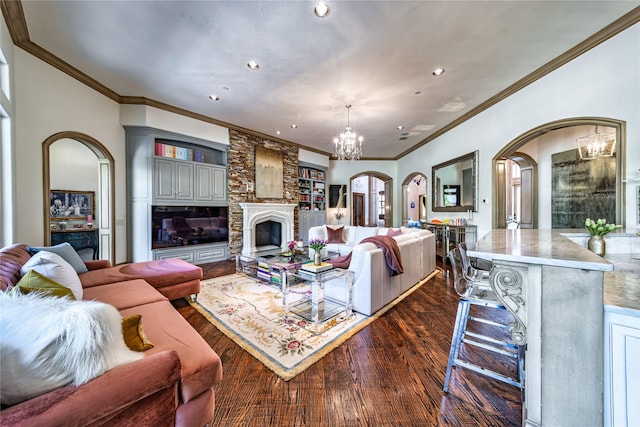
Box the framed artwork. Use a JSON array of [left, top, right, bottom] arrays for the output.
[[329, 184, 347, 208], [50, 190, 94, 219], [255, 146, 283, 198]]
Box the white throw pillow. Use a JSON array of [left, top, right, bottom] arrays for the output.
[[0, 292, 143, 406], [21, 251, 83, 300]]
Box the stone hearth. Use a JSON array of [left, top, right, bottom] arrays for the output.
[[240, 203, 296, 255]]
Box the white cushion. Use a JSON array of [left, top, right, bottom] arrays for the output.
[[0, 292, 143, 405], [353, 227, 379, 244], [21, 251, 83, 300]]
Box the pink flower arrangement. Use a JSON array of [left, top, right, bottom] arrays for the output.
[[288, 241, 296, 251]]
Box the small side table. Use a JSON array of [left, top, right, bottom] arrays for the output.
[[283, 268, 353, 326], [51, 228, 99, 260]]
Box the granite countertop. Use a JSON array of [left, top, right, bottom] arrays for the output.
[[468, 229, 614, 272], [469, 229, 639, 317], [603, 254, 640, 316]]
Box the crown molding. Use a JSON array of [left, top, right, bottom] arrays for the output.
[[394, 6, 640, 160], [3, 1, 639, 162]]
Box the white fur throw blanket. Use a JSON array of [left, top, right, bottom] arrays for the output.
[[0, 292, 143, 406]]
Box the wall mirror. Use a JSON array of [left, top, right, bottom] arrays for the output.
[[432, 150, 478, 212]]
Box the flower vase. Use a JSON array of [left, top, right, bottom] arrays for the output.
[[314, 251, 322, 266], [587, 235, 606, 257]]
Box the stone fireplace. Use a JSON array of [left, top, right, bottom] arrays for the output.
[[239, 203, 296, 255]]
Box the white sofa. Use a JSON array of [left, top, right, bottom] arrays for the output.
[[308, 225, 436, 315]]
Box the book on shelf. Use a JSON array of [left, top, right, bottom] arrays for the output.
[[300, 262, 334, 274]]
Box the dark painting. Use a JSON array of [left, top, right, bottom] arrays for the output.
[[552, 149, 616, 228]]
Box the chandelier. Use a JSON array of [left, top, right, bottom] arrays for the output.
[[576, 126, 616, 160], [333, 105, 364, 161]]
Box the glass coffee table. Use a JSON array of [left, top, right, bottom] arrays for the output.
[[236, 248, 353, 328]]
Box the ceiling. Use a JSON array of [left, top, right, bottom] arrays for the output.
[[12, 1, 640, 159]]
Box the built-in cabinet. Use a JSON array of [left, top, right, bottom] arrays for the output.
[[605, 309, 640, 427], [154, 158, 194, 201], [298, 164, 327, 243], [125, 127, 229, 264], [194, 164, 227, 202]]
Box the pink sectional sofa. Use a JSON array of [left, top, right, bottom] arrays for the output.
[[0, 244, 222, 427]]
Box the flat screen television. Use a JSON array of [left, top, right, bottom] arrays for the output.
[[151, 206, 229, 249]]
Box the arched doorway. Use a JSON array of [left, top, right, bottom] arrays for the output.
[[43, 131, 115, 262], [495, 153, 537, 229], [350, 171, 392, 227], [493, 117, 626, 229], [401, 172, 427, 226]]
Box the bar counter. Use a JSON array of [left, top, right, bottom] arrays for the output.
[[467, 229, 615, 427]]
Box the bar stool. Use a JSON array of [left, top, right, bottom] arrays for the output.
[[458, 242, 491, 278], [443, 247, 524, 392]]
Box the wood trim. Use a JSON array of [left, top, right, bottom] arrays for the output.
[[42, 131, 116, 261], [4, 0, 639, 161], [0, 0, 28, 44], [395, 6, 640, 160]]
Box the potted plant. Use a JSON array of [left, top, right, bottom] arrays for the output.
[[584, 218, 622, 256], [309, 238, 327, 265]]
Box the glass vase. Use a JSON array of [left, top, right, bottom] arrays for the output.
[[587, 235, 606, 257]]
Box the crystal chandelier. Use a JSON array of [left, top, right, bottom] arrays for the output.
[[576, 126, 616, 160], [333, 105, 364, 161]]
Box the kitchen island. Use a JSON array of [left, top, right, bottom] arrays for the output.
[[468, 229, 614, 427]]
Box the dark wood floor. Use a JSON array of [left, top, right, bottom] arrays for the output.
[[172, 259, 522, 426]]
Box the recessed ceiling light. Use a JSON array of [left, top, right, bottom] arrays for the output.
[[397, 125, 404, 130], [414, 90, 422, 95], [277, 131, 281, 135], [247, 60, 260, 70], [209, 94, 220, 101], [432, 67, 445, 76], [290, 124, 298, 129], [314, 1, 330, 17]]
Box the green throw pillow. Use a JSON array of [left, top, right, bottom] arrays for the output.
[[121, 314, 154, 352], [12, 269, 76, 300]]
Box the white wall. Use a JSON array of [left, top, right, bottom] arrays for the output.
[[0, 14, 16, 246], [388, 23, 640, 238], [10, 20, 639, 256], [14, 49, 127, 261], [327, 159, 396, 225]]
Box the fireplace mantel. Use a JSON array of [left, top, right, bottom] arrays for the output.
[[240, 203, 296, 255]]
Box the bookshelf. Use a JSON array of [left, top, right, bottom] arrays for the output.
[[298, 165, 327, 242], [298, 166, 325, 211]]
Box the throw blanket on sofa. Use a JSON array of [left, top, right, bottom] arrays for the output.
[[327, 235, 404, 276]]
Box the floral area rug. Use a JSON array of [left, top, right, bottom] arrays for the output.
[[190, 272, 436, 381]]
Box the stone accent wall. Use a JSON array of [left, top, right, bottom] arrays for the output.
[[227, 129, 299, 257]]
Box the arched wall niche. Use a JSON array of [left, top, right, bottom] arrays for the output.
[[43, 131, 115, 262], [492, 117, 626, 230], [350, 171, 393, 227]]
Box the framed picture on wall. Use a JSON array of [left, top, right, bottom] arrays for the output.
[[50, 190, 94, 219], [255, 146, 283, 199], [329, 184, 347, 208]]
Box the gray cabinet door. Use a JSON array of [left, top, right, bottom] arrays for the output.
[[154, 158, 193, 201], [175, 162, 194, 200], [213, 166, 227, 201], [154, 158, 176, 200], [195, 164, 214, 201]]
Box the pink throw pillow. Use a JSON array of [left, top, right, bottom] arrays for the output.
[[326, 226, 345, 243], [387, 228, 403, 237]]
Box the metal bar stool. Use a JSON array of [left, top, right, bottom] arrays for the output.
[[443, 247, 524, 392]]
